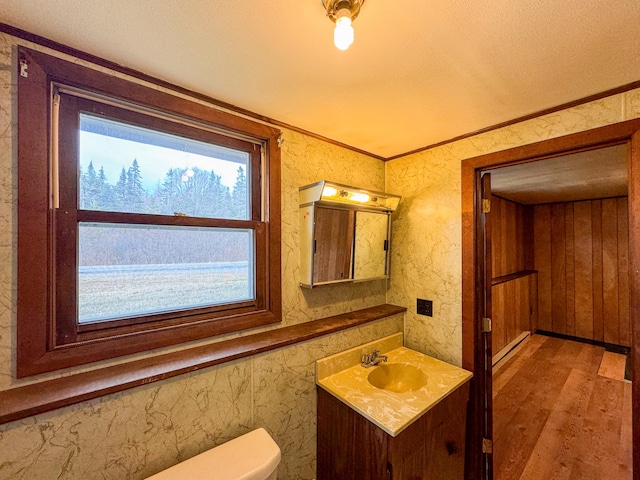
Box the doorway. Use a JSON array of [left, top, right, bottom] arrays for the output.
[[488, 145, 631, 478], [461, 118, 640, 480]]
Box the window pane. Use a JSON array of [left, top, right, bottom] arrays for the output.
[[78, 223, 254, 323], [79, 114, 250, 220]]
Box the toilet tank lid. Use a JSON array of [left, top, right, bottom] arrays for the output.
[[146, 428, 281, 480]]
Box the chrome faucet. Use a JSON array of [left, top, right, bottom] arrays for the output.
[[361, 349, 388, 368]]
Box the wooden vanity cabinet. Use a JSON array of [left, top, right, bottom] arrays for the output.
[[316, 382, 470, 480]]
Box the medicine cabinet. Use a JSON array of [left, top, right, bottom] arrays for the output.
[[299, 181, 401, 288]]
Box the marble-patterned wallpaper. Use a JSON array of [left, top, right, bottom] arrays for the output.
[[0, 314, 403, 480], [279, 129, 387, 324], [0, 31, 396, 480], [387, 87, 640, 366]]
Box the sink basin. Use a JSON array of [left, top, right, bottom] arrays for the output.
[[367, 363, 428, 393], [316, 338, 474, 436]]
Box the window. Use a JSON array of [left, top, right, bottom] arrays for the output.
[[17, 47, 281, 377]]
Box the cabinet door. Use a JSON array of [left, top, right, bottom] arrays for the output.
[[387, 383, 469, 480], [317, 388, 388, 480], [313, 207, 355, 283]]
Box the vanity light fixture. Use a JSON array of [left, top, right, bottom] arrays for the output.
[[322, 0, 365, 50], [300, 180, 400, 212]]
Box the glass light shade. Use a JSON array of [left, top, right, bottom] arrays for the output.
[[323, 186, 339, 197], [350, 193, 370, 203], [334, 16, 354, 50]]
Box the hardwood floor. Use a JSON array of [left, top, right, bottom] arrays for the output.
[[493, 334, 632, 480]]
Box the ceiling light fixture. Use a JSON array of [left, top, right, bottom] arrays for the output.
[[322, 0, 365, 51]]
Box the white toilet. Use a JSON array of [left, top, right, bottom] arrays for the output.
[[146, 428, 281, 480]]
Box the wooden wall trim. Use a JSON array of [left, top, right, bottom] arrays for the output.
[[0, 22, 386, 162], [2, 22, 639, 163], [386, 81, 640, 161], [629, 129, 640, 473], [0, 304, 406, 425], [462, 121, 640, 172]]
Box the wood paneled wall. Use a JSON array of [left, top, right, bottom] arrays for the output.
[[490, 196, 537, 357], [533, 197, 630, 347], [491, 196, 534, 277], [492, 272, 538, 357]]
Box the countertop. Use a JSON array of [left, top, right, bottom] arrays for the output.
[[316, 333, 473, 436]]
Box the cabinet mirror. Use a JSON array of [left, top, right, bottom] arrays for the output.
[[299, 181, 400, 288]]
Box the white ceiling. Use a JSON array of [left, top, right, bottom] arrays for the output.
[[1, 1, 640, 159]]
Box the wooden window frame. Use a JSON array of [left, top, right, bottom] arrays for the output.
[[17, 47, 282, 378]]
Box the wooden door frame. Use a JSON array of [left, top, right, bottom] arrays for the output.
[[461, 118, 640, 480]]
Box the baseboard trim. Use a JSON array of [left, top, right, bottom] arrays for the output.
[[535, 330, 631, 380], [493, 331, 531, 367], [492, 331, 531, 372], [535, 330, 630, 355]]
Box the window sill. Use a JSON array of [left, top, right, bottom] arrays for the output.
[[0, 304, 406, 424]]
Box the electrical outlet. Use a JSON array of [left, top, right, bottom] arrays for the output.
[[417, 298, 433, 317]]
